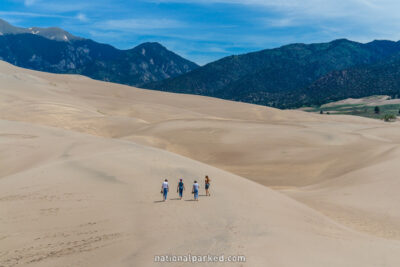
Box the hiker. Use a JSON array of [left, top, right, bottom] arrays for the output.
[[161, 179, 169, 201], [192, 180, 199, 201], [205, 175, 211, 196], [177, 178, 185, 200]]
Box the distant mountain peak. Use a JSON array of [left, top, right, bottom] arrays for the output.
[[137, 42, 164, 47], [331, 38, 351, 43], [133, 42, 165, 56], [130, 42, 198, 69], [0, 18, 26, 35], [134, 42, 168, 53], [28, 26, 82, 42], [0, 18, 83, 42], [0, 24, 199, 86]]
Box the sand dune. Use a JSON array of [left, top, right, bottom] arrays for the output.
[[2, 120, 400, 266], [1, 60, 400, 266]]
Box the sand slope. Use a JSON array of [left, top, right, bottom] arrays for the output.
[[1, 60, 400, 266], [2, 120, 400, 267]]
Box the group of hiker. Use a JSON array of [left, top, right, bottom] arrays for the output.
[[161, 175, 211, 201]]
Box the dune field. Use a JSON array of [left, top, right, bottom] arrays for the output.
[[1, 60, 400, 266]]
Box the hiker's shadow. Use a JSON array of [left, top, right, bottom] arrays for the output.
[[185, 199, 198, 201], [154, 198, 181, 203]]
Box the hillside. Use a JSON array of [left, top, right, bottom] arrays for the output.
[[0, 19, 198, 86], [303, 53, 400, 105], [144, 39, 400, 108]]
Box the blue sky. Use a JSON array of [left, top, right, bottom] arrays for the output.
[[2, 0, 400, 65]]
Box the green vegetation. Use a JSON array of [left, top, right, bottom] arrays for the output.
[[305, 103, 400, 120], [384, 113, 397, 122], [146, 39, 400, 109]]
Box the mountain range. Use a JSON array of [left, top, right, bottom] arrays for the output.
[[2, 18, 400, 108], [145, 39, 400, 108], [0, 19, 198, 86]]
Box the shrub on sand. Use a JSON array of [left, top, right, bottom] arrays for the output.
[[383, 113, 397, 122]]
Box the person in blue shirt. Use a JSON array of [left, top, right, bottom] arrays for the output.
[[192, 180, 199, 201], [177, 179, 185, 200]]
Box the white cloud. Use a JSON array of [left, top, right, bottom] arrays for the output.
[[263, 18, 296, 28], [100, 18, 186, 31], [0, 11, 89, 23], [40, 2, 94, 12], [20, 0, 98, 13], [24, 0, 37, 6], [148, 0, 400, 35], [0, 11, 69, 19], [76, 13, 88, 22]]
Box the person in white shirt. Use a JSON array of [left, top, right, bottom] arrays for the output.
[[161, 179, 169, 201], [192, 180, 199, 201]]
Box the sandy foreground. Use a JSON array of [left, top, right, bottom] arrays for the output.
[[1, 60, 400, 266]]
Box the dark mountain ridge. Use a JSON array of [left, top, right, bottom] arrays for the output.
[[0, 19, 199, 86], [144, 39, 400, 108], [302, 51, 400, 105]]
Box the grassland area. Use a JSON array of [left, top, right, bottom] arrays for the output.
[[302, 96, 400, 121]]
